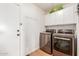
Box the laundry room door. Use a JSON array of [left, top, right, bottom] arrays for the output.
[[20, 16, 39, 56], [0, 4, 20, 56]]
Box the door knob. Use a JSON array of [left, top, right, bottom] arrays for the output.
[[17, 30, 20, 32], [17, 34, 20, 36]]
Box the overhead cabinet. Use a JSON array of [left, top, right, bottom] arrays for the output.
[[45, 10, 63, 26], [45, 5, 78, 26], [63, 6, 77, 24], [45, 12, 57, 25]]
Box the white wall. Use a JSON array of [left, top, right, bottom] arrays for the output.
[[20, 3, 45, 55]]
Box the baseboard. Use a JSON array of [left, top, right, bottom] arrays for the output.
[[25, 47, 39, 56]]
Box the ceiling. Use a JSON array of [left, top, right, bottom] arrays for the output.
[[34, 3, 73, 13], [34, 3, 63, 12]]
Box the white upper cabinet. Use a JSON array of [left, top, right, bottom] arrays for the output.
[[45, 4, 78, 26], [63, 6, 77, 24], [45, 12, 57, 25], [45, 9, 63, 26], [55, 10, 63, 25]]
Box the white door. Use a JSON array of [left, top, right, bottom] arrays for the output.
[[20, 16, 39, 56], [0, 4, 20, 56]]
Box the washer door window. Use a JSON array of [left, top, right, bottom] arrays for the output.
[[54, 37, 72, 55]]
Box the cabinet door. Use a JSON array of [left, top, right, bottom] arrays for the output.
[[45, 15, 51, 25], [55, 10, 63, 25], [45, 13, 57, 26], [63, 6, 76, 24], [73, 5, 78, 23]]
